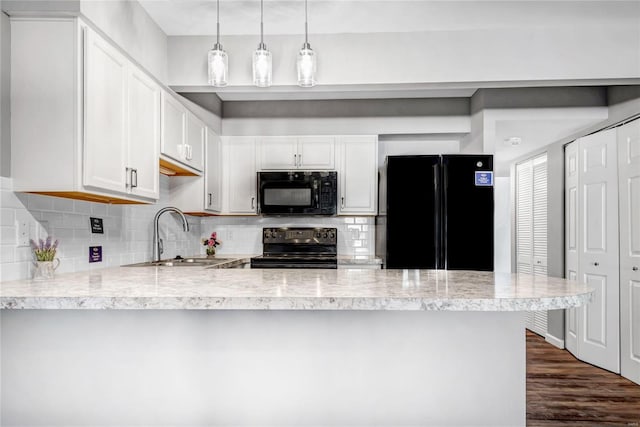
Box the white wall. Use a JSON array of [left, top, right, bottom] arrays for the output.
[[79, 0, 168, 83], [0, 12, 9, 177], [168, 25, 640, 87]]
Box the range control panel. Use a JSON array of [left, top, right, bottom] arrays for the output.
[[262, 227, 337, 245]]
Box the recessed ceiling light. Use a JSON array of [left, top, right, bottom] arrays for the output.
[[504, 136, 522, 146]]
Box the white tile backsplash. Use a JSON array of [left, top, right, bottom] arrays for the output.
[[0, 175, 376, 281], [0, 176, 202, 281]]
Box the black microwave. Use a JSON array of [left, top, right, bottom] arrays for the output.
[[257, 171, 337, 215]]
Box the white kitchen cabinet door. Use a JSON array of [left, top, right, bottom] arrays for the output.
[[577, 129, 620, 373], [161, 91, 187, 163], [258, 137, 298, 170], [185, 112, 205, 172], [224, 137, 257, 214], [206, 128, 222, 212], [83, 27, 128, 193], [298, 137, 335, 169], [565, 141, 580, 357], [338, 136, 378, 215], [127, 64, 160, 200], [618, 119, 640, 385]]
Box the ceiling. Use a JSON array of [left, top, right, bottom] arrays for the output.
[[138, 1, 630, 166], [139, 0, 637, 37]]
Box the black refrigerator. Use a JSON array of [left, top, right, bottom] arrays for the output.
[[377, 155, 494, 271]]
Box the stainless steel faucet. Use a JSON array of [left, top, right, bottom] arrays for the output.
[[153, 207, 190, 262]]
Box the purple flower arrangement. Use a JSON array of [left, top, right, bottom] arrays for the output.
[[30, 236, 59, 262], [202, 232, 221, 255]]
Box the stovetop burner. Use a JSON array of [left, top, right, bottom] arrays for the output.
[[250, 227, 338, 269]]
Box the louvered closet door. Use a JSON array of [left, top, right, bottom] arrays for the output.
[[517, 154, 548, 337], [565, 141, 579, 356], [532, 155, 548, 276], [516, 161, 533, 274]]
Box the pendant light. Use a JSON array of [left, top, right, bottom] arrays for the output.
[[253, 0, 272, 87], [297, 0, 316, 87], [207, 0, 228, 87]]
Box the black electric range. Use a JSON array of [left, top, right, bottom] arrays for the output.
[[250, 227, 338, 269]]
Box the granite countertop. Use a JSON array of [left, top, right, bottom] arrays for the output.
[[0, 265, 592, 311]]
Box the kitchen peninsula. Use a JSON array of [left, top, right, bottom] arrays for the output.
[[0, 267, 591, 426]]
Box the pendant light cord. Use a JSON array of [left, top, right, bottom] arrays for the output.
[[305, 0, 308, 46], [260, 0, 264, 47], [216, 0, 220, 46]]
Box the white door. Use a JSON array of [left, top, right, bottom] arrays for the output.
[[258, 137, 297, 170], [185, 112, 205, 172], [127, 64, 159, 200], [83, 28, 128, 193], [618, 119, 640, 384], [565, 141, 580, 356], [577, 129, 620, 373], [224, 137, 257, 214], [338, 136, 378, 215], [206, 128, 222, 212], [298, 137, 335, 169], [160, 91, 186, 163]]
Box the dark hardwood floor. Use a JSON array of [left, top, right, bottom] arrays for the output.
[[526, 331, 640, 426]]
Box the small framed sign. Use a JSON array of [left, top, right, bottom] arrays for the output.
[[89, 246, 102, 263], [475, 171, 494, 186], [90, 217, 104, 234]]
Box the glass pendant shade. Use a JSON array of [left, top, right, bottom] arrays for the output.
[[297, 46, 316, 87], [208, 46, 228, 87], [253, 47, 272, 87]]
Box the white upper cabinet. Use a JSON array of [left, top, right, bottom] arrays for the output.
[[258, 136, 335, 170], [160, 91, 186, 164], [83, 28, 129, 194], [11, 18, 159, 203], [127, 64, 160, 200], [185, 112, 205, 172], [206, 128, 223, 212], [160, 91, 205, 175], [223, 137, 258, 214], [169, 127, 221, 215], [337, 136, 378, 215]]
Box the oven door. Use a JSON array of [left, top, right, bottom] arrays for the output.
[[258, 173, 319, 215]]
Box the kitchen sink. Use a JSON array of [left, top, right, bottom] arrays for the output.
[[124, 257, 240, 268]]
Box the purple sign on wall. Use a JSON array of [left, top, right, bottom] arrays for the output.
[[89, 246, 102, 263]]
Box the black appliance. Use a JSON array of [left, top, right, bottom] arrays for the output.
[[377, 155, 494, 271], [257, 171, 337, 216], [250, 227, 338, 269]]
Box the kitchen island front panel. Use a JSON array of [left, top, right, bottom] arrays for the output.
[[0, 267, 591, 311]]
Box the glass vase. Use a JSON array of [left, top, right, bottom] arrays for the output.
[[206, 247, 216, 258]]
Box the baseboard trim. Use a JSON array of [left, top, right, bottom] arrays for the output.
[[545, 333, 565, 349]]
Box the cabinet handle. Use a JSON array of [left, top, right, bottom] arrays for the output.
[[633, 266, 639, 271], [208, 193, 212, 206], [341, 197, 345, 209], [187, 144, 193, 160], [298, 153, 302, 167], [536, 260, 541, 264], [593, 262, 599, 267], [294, 154, 297, 167], [125, 167, 131, 188], [131, 169, 138, 188], [251, 197, 255, 210]]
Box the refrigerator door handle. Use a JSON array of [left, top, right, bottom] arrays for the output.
[[442, 161, 449, 270], [434, 163, 442, 269]]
